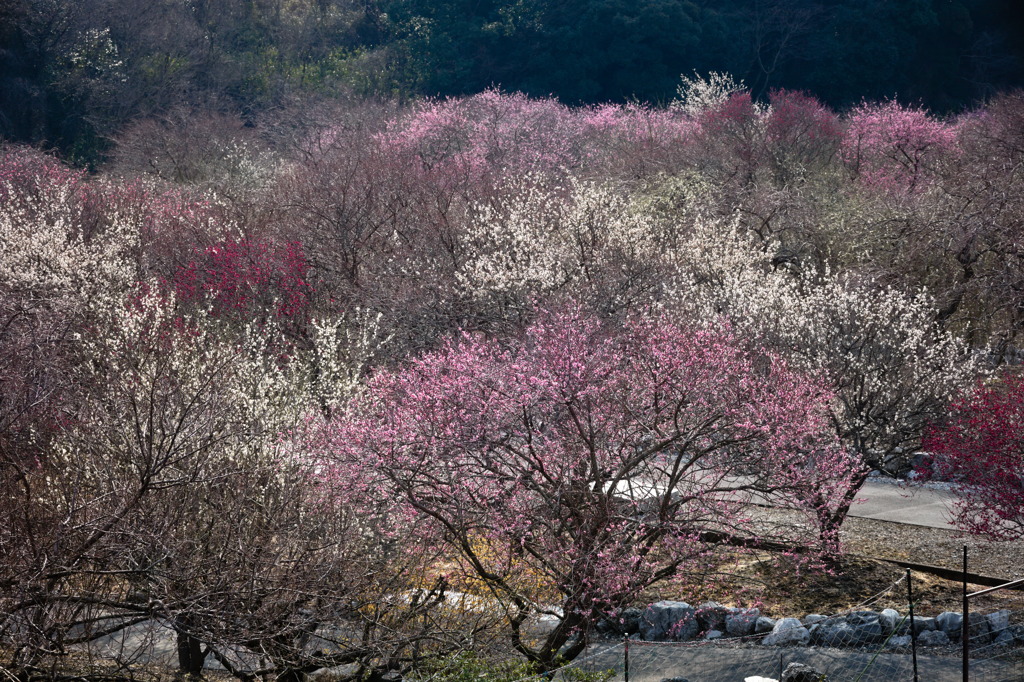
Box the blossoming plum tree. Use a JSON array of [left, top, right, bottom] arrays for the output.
[[456, 176, 662, 326], [377, 89, 582, 183], [670, 222, 979, 542], [172, 237, 313, 326], [842, 101, 958, 193], [0, 152, 447, 679], [923, 373, 1024, 540], [317, 305, 854, 671]]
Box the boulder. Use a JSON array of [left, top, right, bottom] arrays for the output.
[[849, 618, 885, 644], [621, 607, 644, 634], [846, 610, 879, 625], [755, 617, 776, 634], [704, 629, 724, 640], [909, 453, 934, 478], [696, 602, 730, 633], [763, 618, 810, 647], [985, 609, 1011, 636], [811, 621, 856, 648], [598, 607, 643, 636], [918, 630, 950, 646], [640, 601, 698, 641], [886, 635, 913, 649], [936, 612, 962, 639], [726, 608, 761, 637], [994, 630, 1016, 647], [878, 609, 900, 634], [802, 614, 827, 626], [911, 616, 936, 635], [781, 662, 827, 681], [967, 616, 991, 644]]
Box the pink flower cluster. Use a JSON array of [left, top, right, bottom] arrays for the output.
[[841, 101, 958, 193], [923, 374, 1024, 540], [315, 304, 853, 618]]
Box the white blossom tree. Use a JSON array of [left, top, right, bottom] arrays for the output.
[[666, 220, 980, 539]]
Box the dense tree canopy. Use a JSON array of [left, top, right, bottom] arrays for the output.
[[2, 0, 1023, 162], [2, 0, 1024, 666]]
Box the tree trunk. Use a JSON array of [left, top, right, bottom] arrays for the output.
[[175, 618, 206, 678], [818, 466, 872, 558]]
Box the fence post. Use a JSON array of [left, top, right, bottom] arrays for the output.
[[962, 545, 969, 682], [623, 635, 629, 682], [907, 569, 918, 682]]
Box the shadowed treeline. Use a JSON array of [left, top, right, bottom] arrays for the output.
[[1, 0, 1023, 164]]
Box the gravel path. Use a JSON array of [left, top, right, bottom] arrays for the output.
[[841, 515, 1024, 581]]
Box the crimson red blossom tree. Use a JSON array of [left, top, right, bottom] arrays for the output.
[[316, 305, 854, 672], [171, 236, 314, 329], [923, 374, 1024, 540]]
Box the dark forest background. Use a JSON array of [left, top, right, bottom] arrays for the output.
[[2, 0, 1023, 165]]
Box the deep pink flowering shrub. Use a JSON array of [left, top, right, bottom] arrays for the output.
[[765, 90, 842, 171], [687, 92, 767, 183], [172, 238, 312, 321], [376, 89, 583, 182], [699, 91, 760, 136], [923, 374, 1024, 540]]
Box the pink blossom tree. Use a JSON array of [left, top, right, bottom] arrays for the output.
[[841, 101, 959, 194], [923, 374, 1024, 540], [764, 89, 842, 183], [377, 89, 582, 185], [315, 305, 854, 671]]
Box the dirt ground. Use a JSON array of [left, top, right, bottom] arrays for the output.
[[638, 516, 1024, 620]]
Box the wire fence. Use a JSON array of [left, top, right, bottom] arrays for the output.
[[965, 576, 1024, 682], [40, 554, 1024, 682], [607, 574, 918, 682]]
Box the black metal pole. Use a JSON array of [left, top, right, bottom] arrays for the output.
[[623, 635, 629, 682], [907, 569, 919, 682], [963, 545, 969, 682]]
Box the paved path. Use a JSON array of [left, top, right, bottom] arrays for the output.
[[847, 479, 958, 529], [575, 640, 1011, 682], [616, 476, 962, 530]]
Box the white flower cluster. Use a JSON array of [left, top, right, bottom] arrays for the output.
[[0, 184, 138, 311], [210, 139, 280, 191], [672, 71, 746, 118], [42, 287, 307, 501], [67, 27, 125, 80], [669, 220, 979, 470], [456, 175, 657, 299], [309, 308, 394, 411]]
